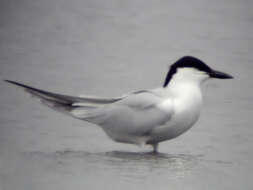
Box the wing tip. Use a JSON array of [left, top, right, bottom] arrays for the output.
[[4, 79, 19, 85], [4, 79, 29, 89], [4, 79, 13, 84]]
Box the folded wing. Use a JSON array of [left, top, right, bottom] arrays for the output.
[[73, 90, 174, 138], [5, 80, 174, 139]]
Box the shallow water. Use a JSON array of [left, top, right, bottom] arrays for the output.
[[1, 0, 253, 189]]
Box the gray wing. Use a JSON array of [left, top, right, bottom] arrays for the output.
[[73, 90, 174, 136], [5, 80, 174, 136]]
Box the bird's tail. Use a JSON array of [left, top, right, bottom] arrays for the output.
[[4, 80, 122, 119]]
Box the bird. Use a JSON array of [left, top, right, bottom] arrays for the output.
[[4, 56, 233, 153]]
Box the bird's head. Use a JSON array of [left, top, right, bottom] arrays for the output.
[[163, 56, 233, 87]]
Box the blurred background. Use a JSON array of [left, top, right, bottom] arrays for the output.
[[0, 0, 253, 189]]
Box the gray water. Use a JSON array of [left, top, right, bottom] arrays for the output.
[[0, 0, 253, 189]]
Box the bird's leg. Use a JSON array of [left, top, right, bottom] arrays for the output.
[[152, 143, 159, 154]]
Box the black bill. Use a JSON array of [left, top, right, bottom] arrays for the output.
[[209, 70, 233, 79]]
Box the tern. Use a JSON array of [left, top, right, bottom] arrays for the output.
[[5, 56, 233, 153]]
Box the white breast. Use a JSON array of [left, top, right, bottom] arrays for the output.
[[148, 82, 203, 143]]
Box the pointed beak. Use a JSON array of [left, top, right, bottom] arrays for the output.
[[209, 70, 233, 79]]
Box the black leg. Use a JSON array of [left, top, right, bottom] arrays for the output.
[[152, 143, 159, 154]]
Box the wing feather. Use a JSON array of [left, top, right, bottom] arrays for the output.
[[4, 80, 122, 116], [5, 80, 122, 105], [76, 91, 174, 137]]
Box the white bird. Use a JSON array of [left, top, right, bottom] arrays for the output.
[[5, 56, 233, 153]]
